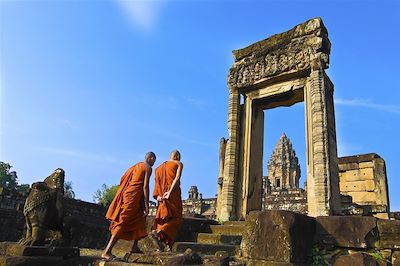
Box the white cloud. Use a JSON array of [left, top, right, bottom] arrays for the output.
[[335, 98, 400, 115], [116, 0, 164, 31]]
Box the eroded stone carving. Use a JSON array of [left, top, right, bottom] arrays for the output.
[[227, 17, 330, 89], [19, 168, 65, 246]]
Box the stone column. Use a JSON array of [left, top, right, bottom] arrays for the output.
[[217, 88, 241, 221], [215, 137, 227, 218], [241, 97, 264, 218], [305, 56, 341, 216]]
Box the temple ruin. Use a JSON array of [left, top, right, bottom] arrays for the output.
[[262, 134, 307, 214], [216, 17, 341, 221]]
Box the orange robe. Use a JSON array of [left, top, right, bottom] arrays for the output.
[[105, 162, 149, 241], [153, 161, 183, 245]]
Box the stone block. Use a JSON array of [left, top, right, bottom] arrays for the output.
[[359, 162, 374, 168], [377, 220, 400, 249], [0, 255, 63, 266], [315, 216, 377, 248], [333, 253, 378, 266], [197, 233, 242, 245], [123, 249, 202, 265], [5, 245, 80, 259], [203, 251, 230, 266], [246, 260, 295, 266], [344, 191, 377, 204], [240, 210, 315, 264], [392, 251, 400, 266], [338, 162, 359, 171], [173, 242, 238, 256], [340, 180, 375, 192], [340, 168, 374, 182]]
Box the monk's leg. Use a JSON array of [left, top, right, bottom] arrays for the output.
[[102, 234, 118, 259], [130, 240, 142, 253]]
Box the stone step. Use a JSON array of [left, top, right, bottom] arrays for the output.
[[209, 225, 245, 236], [197, 233, 242, 245], [223, 221, 246, 226], [173, 242, 238, 256], [1, 255, 101, 266]]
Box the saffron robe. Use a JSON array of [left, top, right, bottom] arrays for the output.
[[153, 161, 183, 245], [106, 162, 149, 241]]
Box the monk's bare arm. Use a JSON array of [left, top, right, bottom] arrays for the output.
[[164, 162, 183, 199], [143, 165, 151, 216]]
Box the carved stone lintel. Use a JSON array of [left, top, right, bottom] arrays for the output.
[[227, 18, 330, 90]]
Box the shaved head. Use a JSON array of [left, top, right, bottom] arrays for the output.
[[145, 152, 156, 160], [170, 150, 181, 161], [145, 152, 156, 166]]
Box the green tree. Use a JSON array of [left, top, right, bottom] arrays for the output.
[[64, 181, 75, 199], [0, 162, 18, 189], [16, 184, 30, 194], [93, 184, 119, 206]]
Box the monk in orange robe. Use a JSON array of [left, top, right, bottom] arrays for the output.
[[101, 152, 156, 260], [151, 150, 183, 249]]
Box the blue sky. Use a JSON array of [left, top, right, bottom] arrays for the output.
[[1, 1, 399, 211]]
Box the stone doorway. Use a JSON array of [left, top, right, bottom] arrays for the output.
[[216, 18, 341, 221]]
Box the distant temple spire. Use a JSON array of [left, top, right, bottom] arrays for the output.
[[267, 133, 301, 190]]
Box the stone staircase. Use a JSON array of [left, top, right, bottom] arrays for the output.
[[172, 220, 245, 257]]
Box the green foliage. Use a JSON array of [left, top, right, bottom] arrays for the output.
[[310, 246, 329, 266], [64, 181, 75, 199], [0, 162, 18, 189], [367, 250, 385, 262], [93, 184, 119, 206]]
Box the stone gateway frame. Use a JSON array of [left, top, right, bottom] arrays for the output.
[[216, 18, 341, 221]]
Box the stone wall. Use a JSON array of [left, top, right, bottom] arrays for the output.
[[263, 188, 307, 214], [149, 197, 216, 218], [0, 192, 110, 249], [240, 210, 400, 265], [0, 186, 217, 248], [339, 153, 390, 218]]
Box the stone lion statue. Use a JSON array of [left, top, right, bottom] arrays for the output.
[[18, 168, 65, 246]]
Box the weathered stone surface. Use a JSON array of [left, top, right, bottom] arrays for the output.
[[123, 249, 202, 265], [263, 188, 307, 215], [246, 260, 296, 266], [209, 225, 244, 235], [20, 169, 66, 246], [0, 255, 63, 266], [266, 133, 301, 190], [228, 17, 330, 89], [392, 251, 400, 265], [377, 219, 400, 249], [5, 244, 80, 259], [338, 153, 389, 216], [241, 210, 315, 263], [197, 233, 242, 245], [315, 216, 377, 248], [176, 217, 218, 242], [203, 251, 230, 266], [333, 253, 378, 266], [0, 255, 98, 266], [173, 242, 238, 256]]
